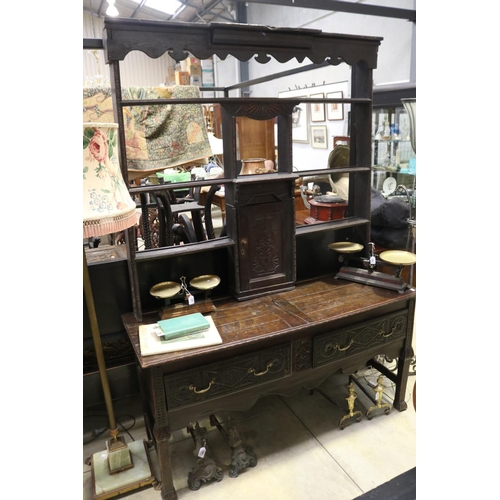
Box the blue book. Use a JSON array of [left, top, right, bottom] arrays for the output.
[[157, 313, 210, 340]]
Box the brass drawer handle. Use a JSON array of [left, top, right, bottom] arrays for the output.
[[248, 361, 273, 376], [379, 326, 396, 338], [334, 339, 353, 352], [189, 379, 215, 394]]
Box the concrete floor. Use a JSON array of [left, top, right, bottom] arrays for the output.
[[83, 363, 416, 500]]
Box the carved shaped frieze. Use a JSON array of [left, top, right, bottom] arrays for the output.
[[165, 345, 291, 409], [313, 312, 408, 368], [293, 339, 312, 371]]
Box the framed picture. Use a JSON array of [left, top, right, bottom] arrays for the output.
[[310, 93, 325, 122], [292, 97, 309, 143], [310, 125, 328, 149], [326, 91, 344, 121]]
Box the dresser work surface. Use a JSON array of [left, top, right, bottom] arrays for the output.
[[122, 277, 416, 500]]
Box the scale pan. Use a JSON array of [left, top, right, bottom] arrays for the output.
[[190, 274, 221, 290], [150, 281, 181, 299], [380, 250, 417, 265], [328, 242, 364, 253]]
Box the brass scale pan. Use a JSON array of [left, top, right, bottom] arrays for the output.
[[328, 242, 416, 265]]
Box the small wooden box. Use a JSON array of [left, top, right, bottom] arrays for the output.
[[175, 71, 190, 85], [307, 198, 348, 222]]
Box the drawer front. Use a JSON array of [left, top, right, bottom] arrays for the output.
[[313, 311, 408, 368], [164, 344, 291, 409]]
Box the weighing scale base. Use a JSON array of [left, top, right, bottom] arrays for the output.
[[159, 298, 216, 320], [335, 266, 409, 293]]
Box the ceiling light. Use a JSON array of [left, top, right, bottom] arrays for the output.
[[106, 0, 119, 17]]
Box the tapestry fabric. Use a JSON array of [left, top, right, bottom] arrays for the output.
[[83, 86, 212, 180]]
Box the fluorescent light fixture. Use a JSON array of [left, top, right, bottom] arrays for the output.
[[106, 0, 119, 17], [129, 0, 184, 16]]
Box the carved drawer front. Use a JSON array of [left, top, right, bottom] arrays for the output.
[[313, 311, 408, 368], [164, 344, 291, 409]]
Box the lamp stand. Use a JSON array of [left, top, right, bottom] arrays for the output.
[[84, 248, 155, 499]]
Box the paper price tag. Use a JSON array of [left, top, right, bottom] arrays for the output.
[[369, 256, 376, 266], [198, 446, 206, 458], [187, 293, 195, 305]]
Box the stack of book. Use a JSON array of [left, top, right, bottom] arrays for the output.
[[138, 313, 222, 356]]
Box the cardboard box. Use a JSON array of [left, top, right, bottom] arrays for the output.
[[202, 69, 214, 86], [186, 56, 200, 69], [188, 65, 202, 77], [201, 58, 213, 70], [190, 75, 202, 87], [175, 71, 190, 85]]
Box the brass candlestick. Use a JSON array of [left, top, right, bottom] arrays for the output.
[[339, 382, 363, 429], [366, 375, 392, 419]]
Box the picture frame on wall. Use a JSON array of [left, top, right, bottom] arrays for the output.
[[310, 93, 325, 122], [310, 125, 328, 149], [292, 97, 309, 143], [326, 91, 344, 121]]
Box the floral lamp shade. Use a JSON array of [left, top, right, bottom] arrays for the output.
[[83, 122, 137, 238]]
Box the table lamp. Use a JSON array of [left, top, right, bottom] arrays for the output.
[[83, 122, 155, 499]]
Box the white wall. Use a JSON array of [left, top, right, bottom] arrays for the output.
[[245, 1, 415, 87], [211, 2, 416, 169]]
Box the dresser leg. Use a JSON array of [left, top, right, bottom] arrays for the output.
[[392, 345, 414, 412], [153, 424, 178, 500]]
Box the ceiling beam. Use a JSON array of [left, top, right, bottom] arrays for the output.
[[186, 0, 235, 23], [130, 0, 147, 18], [236, 0, 416, 22]]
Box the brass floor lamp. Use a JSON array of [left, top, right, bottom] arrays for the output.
[[83, 122, 155, 499]]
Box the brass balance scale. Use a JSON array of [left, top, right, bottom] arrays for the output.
[[329, 241, 416, 293], [150, 275, 221, 320], [330, 98, 416, 293]]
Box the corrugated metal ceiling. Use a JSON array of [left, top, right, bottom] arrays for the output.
[[83, 0, 236, 25]]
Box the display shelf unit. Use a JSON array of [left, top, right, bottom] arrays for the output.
[[93, 21, 418, 500], [102, 18, 382, 320], [371, 94, 416, 193]]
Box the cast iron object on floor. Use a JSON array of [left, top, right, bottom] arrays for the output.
[[210, 414, 257, 478], [187, 422, 223, 491]]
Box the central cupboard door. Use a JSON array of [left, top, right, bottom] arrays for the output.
[[233, 178, 296, 299]]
